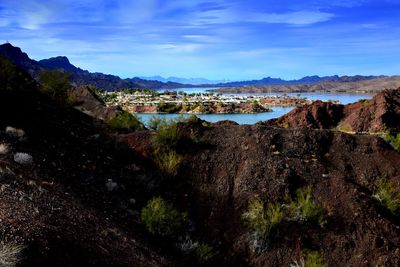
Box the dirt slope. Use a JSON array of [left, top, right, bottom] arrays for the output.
[[173, 124, 400, 266], [0, 60, 176, 266]]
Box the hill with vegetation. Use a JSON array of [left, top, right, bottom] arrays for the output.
[[0, 53, 400, 267]]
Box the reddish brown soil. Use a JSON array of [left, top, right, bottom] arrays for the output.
[[0, 90, 177, 267], [1, 62, 400, 266], [174, 124, 400, 266]]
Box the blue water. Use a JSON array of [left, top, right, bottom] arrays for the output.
[[139, 88, 373, 125], [161, 88, 372, 105], [137, 107, 294, 126]]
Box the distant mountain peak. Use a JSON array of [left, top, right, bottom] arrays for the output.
[[0, 43, 40, 74], [38, 56, 85, 74]]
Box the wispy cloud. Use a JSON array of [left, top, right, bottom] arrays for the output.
[[0, 0, 399, 79]]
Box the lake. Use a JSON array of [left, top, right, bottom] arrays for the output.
[[159, 87, 372, 105], [137, 107, 295, 126], [138, 88, 373, 125]]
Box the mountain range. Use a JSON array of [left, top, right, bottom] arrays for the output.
[[0, 43, 186, 91], [140, 76, 230, 85], [212, 75, 386, 87], [0, 43, 389, 91]]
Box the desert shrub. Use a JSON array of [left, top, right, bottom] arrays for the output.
[[38, 69, 71, 103], [0, 242, 24, 267], [102, 92, 118, 102], [0, 56, 37, 93], [152, 119, 181, 153], [177, 236, 198, 253], [291, 251, 327, 267], [106, 110, 143, 131], [288, 186, 326, 227], [148, 116, 165, 131], [335, 121, 353, 133], [141, 197, 186, 236], [243, 198, 268, 236], [303, 251, 327, 267], [194, 243, 213, 263], [373, 178, 400, 214], [242, 199, 284, 236], [150, 116, 199, 175], [383, 133, 400, 152], [154, 150, 182, 176]]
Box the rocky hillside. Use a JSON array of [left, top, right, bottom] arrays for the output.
[[0, 57, 400, 266], [119, 118, 400, 267], [264, 88, 400, 133]]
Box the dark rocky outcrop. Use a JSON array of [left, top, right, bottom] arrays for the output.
[[69, 86, 118, 121], [263, 88, 400, 133], [39, 56, 86, 74]]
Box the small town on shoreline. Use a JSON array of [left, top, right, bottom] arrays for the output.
[[100, 89, 315, 114]]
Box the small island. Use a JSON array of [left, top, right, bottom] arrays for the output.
[[100, 89, 310, 114]]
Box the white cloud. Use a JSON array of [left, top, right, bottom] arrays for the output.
[[248, 11, 334, 25]]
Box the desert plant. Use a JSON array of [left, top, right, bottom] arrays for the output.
[[38, 69, 71, 103], [148, 116, 165, 131], [152, 119, 181, 153], [291, 251, 327, 267], [265, 203, 284, 229], [141, 197, 186, 236], [194, 243, 213, 263], [303, 251, 327, 267], [106, 110, 143, 131], [242, 199, 284, 236], [0, 56, 37, 93], [288, 186, 326, 227], [374, 178, 400, 214], [383, 133, 400, 152], [154, 150, 182, 176], [242, 198, 269, 236], [0, 242, 24, 267]]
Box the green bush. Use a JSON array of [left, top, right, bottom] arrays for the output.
[[288, 186, 326, 227], [383, 133, 400, 152], [303, 251, 327, 267], [152, 119, 181, 153], [106, 110, 143, 131], [141, 197, 186, 236], [374, 178, 400, 214], [242, 198, 284, 236], [194, 243, 213, 264], [38, 69, 71, 103], [148, 116, 164, 131], [0, 56, 37, 93], [154, 150, 182, 176]]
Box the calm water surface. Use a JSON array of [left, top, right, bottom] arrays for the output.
[[137, 107, 294, 126], [139, 88, 373, 125]]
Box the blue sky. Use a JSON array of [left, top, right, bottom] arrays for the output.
[[0, 0, 399, 80]]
